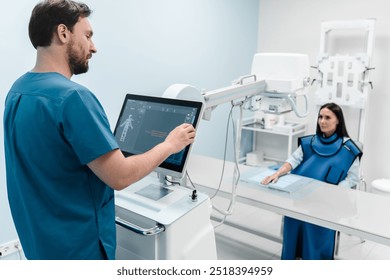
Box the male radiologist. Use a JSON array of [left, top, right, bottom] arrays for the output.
[[3, 0, 196, 260]]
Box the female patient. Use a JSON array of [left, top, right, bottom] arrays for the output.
[[261, 102, 362, 260]]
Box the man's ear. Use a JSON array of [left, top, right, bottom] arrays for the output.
[[56, 24, 69, 43]]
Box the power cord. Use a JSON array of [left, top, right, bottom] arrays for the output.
[[186, 171, 198, 201], [15, 243, 23, 260], [210, 104, 234, 200], [211, 100, 245, 228]]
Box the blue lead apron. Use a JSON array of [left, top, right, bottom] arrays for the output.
[[282, 133, 362, 260]]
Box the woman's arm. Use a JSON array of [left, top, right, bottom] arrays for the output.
[[261, 146, 303, 185], [261, 162, 293, 184]]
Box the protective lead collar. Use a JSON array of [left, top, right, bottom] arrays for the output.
[[310, 133, 343, 157]]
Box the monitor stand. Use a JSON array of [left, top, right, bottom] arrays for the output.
[[157, 172, 187, 188]]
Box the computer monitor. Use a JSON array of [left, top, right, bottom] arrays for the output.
[[113, 93, 203, 180]]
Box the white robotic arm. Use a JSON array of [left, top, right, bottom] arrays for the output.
[[163, 53, 310, 120]]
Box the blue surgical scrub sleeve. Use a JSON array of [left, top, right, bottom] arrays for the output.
[[4, 72, 119, 260]]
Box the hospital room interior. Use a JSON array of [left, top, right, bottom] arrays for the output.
[[2, 0, 390, 260]]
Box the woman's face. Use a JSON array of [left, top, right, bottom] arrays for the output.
[[318, 107, 339, 137]]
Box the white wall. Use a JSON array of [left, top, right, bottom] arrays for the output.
[[258, 0, 390, 190], [0, 1, 36, 250], [0, 0, 259, 253]]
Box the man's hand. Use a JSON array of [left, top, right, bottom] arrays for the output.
[[164, 123, 196, 154]]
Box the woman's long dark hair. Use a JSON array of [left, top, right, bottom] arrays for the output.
[[316, 103, 350, 138]]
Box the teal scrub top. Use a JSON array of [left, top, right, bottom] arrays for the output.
[[3, 72, 119, 259]]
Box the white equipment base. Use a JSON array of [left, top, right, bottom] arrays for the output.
[[115, 174, 217, 260]]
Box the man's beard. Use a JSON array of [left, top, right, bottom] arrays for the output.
[[67, 41, 89, 75]]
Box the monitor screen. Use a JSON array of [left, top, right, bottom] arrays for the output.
[[113, 93, 203, 179]]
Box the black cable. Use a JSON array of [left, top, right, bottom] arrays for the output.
[[164, 176, 180, 186], [186, 170, 196, 190]]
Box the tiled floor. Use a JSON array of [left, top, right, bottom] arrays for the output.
[[210, 196, 390, 260]]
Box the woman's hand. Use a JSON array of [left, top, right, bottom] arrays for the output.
[[261, 173, 280, 185], [260, 162, 292, 185]]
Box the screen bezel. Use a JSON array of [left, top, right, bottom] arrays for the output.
[[113, 93, 204, 179]]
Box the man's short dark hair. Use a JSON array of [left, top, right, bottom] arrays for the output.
[[28, 0, 92, 49]]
